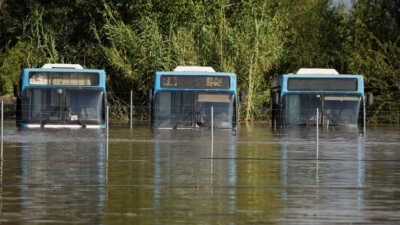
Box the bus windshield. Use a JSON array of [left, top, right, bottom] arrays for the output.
[[284, 94, 361, 126], [21, 88, 105, 125], [154, 91, 234, 129]]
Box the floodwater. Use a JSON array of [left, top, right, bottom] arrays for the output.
[[1, 121, 400, 225]]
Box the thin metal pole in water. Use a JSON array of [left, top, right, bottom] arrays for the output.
[[130, 90, 133, 129], [211, 105, 214, 158], [1, 100, 3, 161], [106, 106, 109, 161], [363, 96, 366, 136], [0, 102, 2, 214], [210, 105, 214, 179], [316, 107, 320, 186], [106, 105, 109, 185], [316, 107, 319, 161], [107, 106, 109, 140]]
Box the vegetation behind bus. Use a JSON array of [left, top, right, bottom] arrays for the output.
[[0, 0, 399, 124]]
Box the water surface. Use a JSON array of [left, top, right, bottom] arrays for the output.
[[1, 121, 400, 224]]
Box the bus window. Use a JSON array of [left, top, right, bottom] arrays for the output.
[[197, 94, 233, 128], [154, 92, 234, 129]]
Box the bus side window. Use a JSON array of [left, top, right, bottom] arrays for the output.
[[272, 92, 280, 105]]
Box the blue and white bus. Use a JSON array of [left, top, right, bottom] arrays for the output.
[[15, 64, 107, 128], [271, 68, 372, 129], [151, 66, 241, 130]]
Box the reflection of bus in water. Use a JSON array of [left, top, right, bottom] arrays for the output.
[[19, 136, 106, 222], [15, 64, 107, 128], [271, 68, 372, 129], [151, 66, 240, 130]]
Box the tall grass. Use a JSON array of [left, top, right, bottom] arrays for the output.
[[92, 2, 290, 121]]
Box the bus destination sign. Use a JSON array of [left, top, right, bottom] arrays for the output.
[[287, 78, 358, 91], [29, 72, 99, 86], [161, 75, 230, 89]]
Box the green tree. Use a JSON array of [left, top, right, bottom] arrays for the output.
[[347, 0, 400, 122]]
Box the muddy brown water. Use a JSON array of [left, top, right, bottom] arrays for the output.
[[1, 121, 400, 224]]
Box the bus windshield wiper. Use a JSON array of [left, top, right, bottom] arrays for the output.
[[40, 119, 49, 128], [73, 119, 86, 128]]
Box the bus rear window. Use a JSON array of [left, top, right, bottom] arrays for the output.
[[198, 94, 231, 102], [287, 78, 357, 91], [29, 72, 99, 86]]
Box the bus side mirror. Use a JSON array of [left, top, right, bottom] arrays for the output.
[[14, 85, 20, 97], [148, 89, 153, 102], [367, 92, 373, 105], [272, 92, 280, 105], [239, 90, 246, 102]]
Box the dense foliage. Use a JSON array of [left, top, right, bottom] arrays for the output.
[[1, 0, 399, 122]]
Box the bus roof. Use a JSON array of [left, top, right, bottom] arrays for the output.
[[295, 68, 339, 75], [41, 64, 84, 69], [173, 66, 216, 72]]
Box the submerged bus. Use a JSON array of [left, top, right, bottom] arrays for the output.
[[15, 64, 107, 128], [151, 66, 240, 130], [271, 68, 371, 129]]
